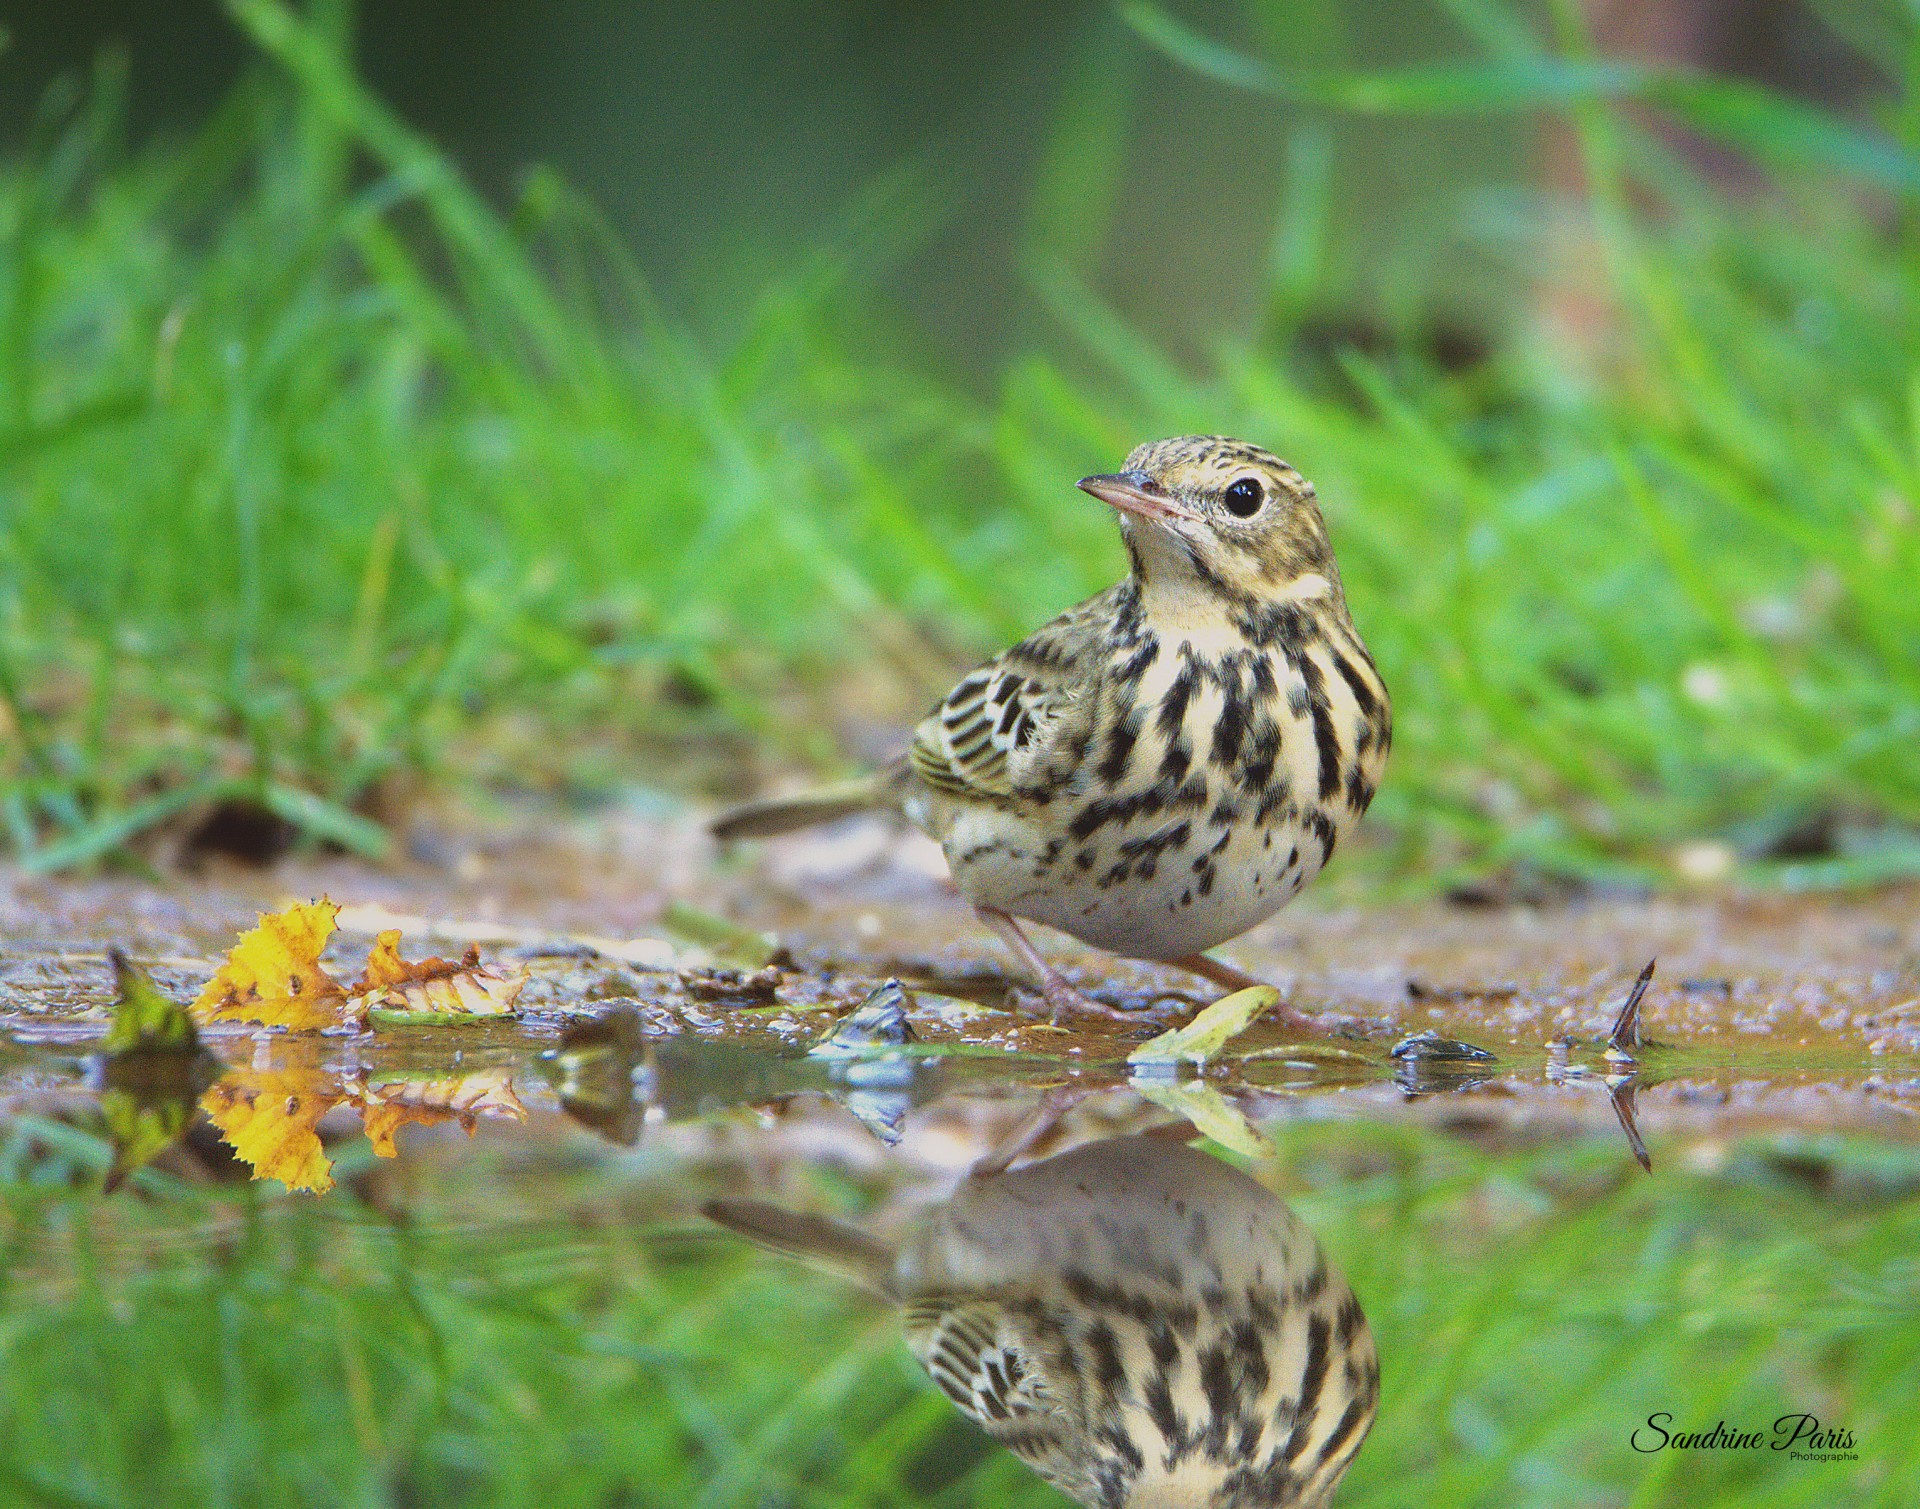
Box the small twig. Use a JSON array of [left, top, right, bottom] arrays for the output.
[[1607, 959, 1657, 1054]]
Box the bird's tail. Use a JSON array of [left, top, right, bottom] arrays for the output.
[[702, 1199, 895, 1293], [709, 771, 898, 841]]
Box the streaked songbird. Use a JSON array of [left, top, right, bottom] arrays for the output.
[[712, 437, 1390, 1022]]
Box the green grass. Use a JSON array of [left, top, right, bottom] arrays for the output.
[[1, 1114, 1915, 1507], [5, 0, 1920, 883]]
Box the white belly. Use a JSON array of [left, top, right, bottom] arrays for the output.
[[933, 801, 1323, 961]]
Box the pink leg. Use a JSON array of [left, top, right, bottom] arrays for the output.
[[1166, 952, 1321, 1033], [971, 1080, 1103, 1176], [975, 907, 1133, 1022]]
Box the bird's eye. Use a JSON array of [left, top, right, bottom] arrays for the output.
[[1222, 477, 1264, 517]]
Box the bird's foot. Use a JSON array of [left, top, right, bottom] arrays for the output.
[[977, 906, 1141, 1024], [1040, 980, 1141, 1025], [1006, 981, 1138, 1024]]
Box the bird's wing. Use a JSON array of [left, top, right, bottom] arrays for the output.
[[907, 586, 1123, 802], [908, 662, 1060, 800], [903, 1296, 1076, 1470]]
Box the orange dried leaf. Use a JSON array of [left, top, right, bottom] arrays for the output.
[[352, 930, 526, 1017], [193, 899, 356, 1031], [199, 1068, 344, 1193]]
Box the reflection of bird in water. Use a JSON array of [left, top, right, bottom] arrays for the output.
[[707, 1134, 1378, 1507]]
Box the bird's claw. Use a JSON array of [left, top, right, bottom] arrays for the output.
[[1008, 982, 1136, 1024]]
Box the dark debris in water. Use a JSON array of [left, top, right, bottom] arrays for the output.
[[1390, 1030, 1500, 1099]]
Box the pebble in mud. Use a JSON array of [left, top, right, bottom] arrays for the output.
[[810, 980, 918, 1057], [683, 967, 785, 1004], [1390, 1030, 1497, 1063]]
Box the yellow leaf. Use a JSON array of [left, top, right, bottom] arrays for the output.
[[200, 1067, 342, 1193], [193, 899, 355, 1031], [352, 930, 526, 1019], [1127, 986, 1279, 1067]]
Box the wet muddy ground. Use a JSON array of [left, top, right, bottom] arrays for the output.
[[4, 807, 1917, 1167]]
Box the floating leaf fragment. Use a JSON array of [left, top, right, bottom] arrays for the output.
[[200, 1067, 341, 1193], [1606, 958, 1658, 1057], [352, 930, 526, 1020], [193, 899, 354, 1031], [810, 980, 918, 1059], [1389, 1030, 1496, 1063], [808, 982, 924, 1141], [1128, 986, 1279, 1067]]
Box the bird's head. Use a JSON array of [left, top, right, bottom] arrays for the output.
[[1078, 436, 1341, 607]]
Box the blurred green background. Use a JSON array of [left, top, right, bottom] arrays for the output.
[[4, 0, 1920, 886]]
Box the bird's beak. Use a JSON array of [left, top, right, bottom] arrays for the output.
[[1076, 470, 1198, 525]]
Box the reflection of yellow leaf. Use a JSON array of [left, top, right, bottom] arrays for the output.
[[1127, 987, 1279, 1067], [355, 1070, 527, 1157], [200, 1068, 343, 1193], [352, 930, 525, 1018], [1129, 1078, 1274, 1159], [194, 900, 355, 1031]]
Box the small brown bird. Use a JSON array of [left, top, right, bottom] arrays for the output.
[[713, 437, 1390, 1020], [707, 1133, 1380, 1508]]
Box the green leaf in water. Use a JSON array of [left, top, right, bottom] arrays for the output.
[[102, 949, 200, 1053], [366, 1007, 496, 1029], [97, 951, 220, 1191]]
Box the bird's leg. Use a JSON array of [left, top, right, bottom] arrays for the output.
[[970, 1079, 1104, 1176], [975, 907, 1133, 1022], [1166, 953, 1321, 1032]]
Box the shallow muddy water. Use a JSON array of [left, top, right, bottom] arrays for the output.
[[1, 818, 1917, 1505]]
